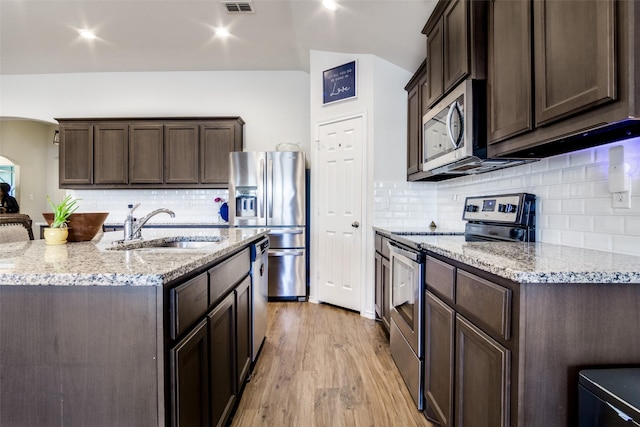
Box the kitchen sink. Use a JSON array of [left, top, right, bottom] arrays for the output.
[[108, 236, 227, 251], [145, 241, 218, 249]]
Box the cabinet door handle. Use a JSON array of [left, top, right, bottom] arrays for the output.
[[352, 221, 360, 228]]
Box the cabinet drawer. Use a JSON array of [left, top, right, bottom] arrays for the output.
[[170, 272, 208, 340], [456, 270, 511, 340], [426, 256, 455, 304], [375, 233, 383, 253], [374, 233, 391, 259], [209, 247, 250, 306]]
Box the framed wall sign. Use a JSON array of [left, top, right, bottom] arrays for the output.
[[322, 60, 357, 105]]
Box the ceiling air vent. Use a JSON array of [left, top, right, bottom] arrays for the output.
[[221, 1, 255, 13]]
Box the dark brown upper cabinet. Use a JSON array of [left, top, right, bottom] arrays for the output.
[[129, 123, 164, 184], [164, 123, 200, 185], [425, 19, 445, 108], [200, 120, 243, 186], [423, 0, 486, 108], [57, 117, 244, 189], [534, 0, 616, 127], [488, 0, 639, 159], [487, 0, 533, 144], [59, 124, 94, 185], [405, 60, 429, 181], [94, 123, 129, 185]]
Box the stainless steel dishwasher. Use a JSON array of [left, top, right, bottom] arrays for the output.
[[251, 236, 269, 362]]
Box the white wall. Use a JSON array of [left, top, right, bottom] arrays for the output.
[[1, 71, 310, 155], [373, 138, 640, 256], [0, 70, 310, 227], [309, 50, 411, 316], [0, 120, 59, 227]]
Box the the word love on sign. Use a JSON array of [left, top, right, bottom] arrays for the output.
[[322, 60, 357, 105]]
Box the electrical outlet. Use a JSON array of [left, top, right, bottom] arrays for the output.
[[612, 190, 631, 209]]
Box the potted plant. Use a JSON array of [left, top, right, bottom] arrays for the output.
[[43, 195, 79, 245]]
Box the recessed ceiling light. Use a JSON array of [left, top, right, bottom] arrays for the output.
[[215, 28, 230, 38], [322, 0, 338, 11], [79, 29, 97, 39]]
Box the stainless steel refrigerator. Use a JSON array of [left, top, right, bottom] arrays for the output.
[[229, 151, 307, 299]]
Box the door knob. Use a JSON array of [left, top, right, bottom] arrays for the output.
[[351, 221, 360, 228]]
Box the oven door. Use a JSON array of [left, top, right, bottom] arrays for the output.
[[388, 241, 424, 357]]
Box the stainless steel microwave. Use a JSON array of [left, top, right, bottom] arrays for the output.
[[421, 79, 530, 177], [422, 79, 488, 173]]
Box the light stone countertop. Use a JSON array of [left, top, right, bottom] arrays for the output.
[[0, 227, 268, 287], [373, 227, 640, 284]]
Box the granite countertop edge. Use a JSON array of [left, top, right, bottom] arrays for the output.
[[0, 228, 268, 287], [373, 226, 640, 285]]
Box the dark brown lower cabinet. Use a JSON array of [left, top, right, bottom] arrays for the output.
[[424, 291, 455, 427], [170, 319, 210, 427], [236, 275, 252, 390], [374, 252, 391, 332], [209, 291, 237, 427], [455, 315, 510, 427], [374, 233, 391, 334]]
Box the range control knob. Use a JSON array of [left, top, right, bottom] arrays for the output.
[[505, 204, 516, 213], [465, 204, 479, 212], [498, 204, 506, 213]]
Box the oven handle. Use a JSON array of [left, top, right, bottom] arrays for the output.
[[387, 241, 421, 263]]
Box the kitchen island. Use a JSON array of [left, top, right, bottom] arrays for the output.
[[375, 227, 640, 427], [0, 227, 268, 427]]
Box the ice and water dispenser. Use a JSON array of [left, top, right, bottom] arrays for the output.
[[235, 188, 257, 219]]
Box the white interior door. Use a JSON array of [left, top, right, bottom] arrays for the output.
[[316, 115, 364, 312]]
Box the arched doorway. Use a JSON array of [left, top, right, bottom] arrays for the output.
[[0, 156, 20, 199]]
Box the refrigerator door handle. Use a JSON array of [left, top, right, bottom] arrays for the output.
[[269, 249, 305, 257], [258, 158, 265, 220], [267, 157, 273, 220], [268, 228, 304, 235]]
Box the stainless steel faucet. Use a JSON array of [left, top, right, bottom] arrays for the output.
[[123, 205, 175, 241]]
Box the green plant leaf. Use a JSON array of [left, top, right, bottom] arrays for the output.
[[46, 195, 81, 228]]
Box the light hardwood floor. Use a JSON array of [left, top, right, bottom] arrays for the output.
[[230, 302, 435, 427]]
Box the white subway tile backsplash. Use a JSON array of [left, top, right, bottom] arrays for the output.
[[373, 138, 640, 255], [548, 184, 568, 199], [593, 215, 625, 234], [585, 198, 613, 215], [561, 230, 584, 247], [541, 170, 562, 186], [548, 214, 569, 229], [540, 228, 562, 244], [530, 159, 549, 173], [626, 217, 640, 235], [568, 215, 594, 232], [561, 166, 586, 183], [541, 199, 562, 214], [612, 235, 640, 256], [562, 197, 583, 215], [569, 150, 594, 166], [584, 232, 613, 252], [549, 155, 570, 170], [68, 188, 229, 225]]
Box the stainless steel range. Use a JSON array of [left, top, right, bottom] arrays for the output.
[[387, 193, 536, 412], [463, 193, 536, 242]]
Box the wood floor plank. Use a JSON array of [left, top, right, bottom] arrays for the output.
[[230, 302, 434, 427]]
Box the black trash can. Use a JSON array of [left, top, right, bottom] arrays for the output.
[[579, 368, 640, 427]]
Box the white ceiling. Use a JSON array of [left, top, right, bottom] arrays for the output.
[[0, 0, 437, 75]]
